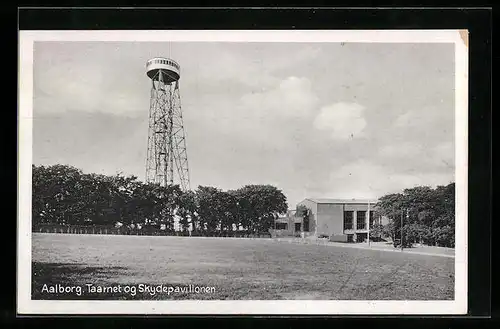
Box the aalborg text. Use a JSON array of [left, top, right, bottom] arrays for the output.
[[41, 283, 216, 296]]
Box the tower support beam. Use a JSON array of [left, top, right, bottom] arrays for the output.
[[145, 58, 190, 191]]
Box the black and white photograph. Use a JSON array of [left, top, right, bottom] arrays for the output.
[[17, 30, 468, 315]]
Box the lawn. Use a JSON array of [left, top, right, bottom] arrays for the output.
[[31, 233, 454, 300]]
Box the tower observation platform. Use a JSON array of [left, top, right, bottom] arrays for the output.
[[146, 57, 180, 84]]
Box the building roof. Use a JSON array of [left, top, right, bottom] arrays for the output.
[[303, 198, 379, 204]]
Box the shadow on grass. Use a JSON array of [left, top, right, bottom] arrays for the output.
[[32, 262, 221, 300], [32, 262, 132, 300]]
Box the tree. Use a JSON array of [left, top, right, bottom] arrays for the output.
[[81, 173, 120, 226], [176, 190, 198, 234], [125, 181, 155, 226], [195, 186, 223, 234], [176, 193, 190, 234], [151, 183, 182, 231], [32, 164, 85, 225], [231, 185, 288, 233], [296, 204, 310, 232], [401, 223, 428, 245], [432, 225, 455, 248], [108, 173, 139, 225], [183, 190, 200, 232], [376, 182, 455, 247], [229, 188, 251, 231], [376, 193, 406, 241], [370, 223, 385, 240], [32, 164, 294, 238], [217, 191, 238, 233]]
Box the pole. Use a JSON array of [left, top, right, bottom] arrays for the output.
[[367, 201, 371, 246], [400, 209, 404, 251], [406, 208, 410, 245]]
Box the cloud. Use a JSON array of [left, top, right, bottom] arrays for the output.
[[34, 61, 145, 117], [327, 160, 389, 198], [325, 159, 454, 199], [192, 49, 278, 90], [190, 43, 322, 90], [394, 105, 454, 132], [33, 111, 148, 177], [378, 140, 455, 169], [431, 141, 455, 168], [379, 142, 425, 158], [261, 44, 322, 72], [389, 172, 454, 190], [191, 76, 319, 150], [240, 76, 319, 120], [376, 140, 455, 178], [394, 110, 417, 127], [313, 102, 367, 140]]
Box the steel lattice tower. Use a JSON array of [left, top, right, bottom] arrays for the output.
[[145, 57, 190, 190]]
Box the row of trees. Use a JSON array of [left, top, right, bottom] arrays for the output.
[[32, 164, 288, 235], [371, 183, 455, 247], [32, 165, 455, 246]]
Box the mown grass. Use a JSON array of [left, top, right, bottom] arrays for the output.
[[32, 233, 454, 300]]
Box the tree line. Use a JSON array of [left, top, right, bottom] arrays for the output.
[[371, 183, 455, 247], [32, 164, 288, 235]]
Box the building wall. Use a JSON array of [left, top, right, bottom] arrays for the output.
[[316, 203, 344, 237], [312, 202, 380, 238], [283, 199, 386, 240], [273, 217, 294, 236], [271, 209, 310, 237], [343, 204, 373, 211]]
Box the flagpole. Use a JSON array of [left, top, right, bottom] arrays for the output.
[[401, 209, 404, 252], [367, 201, 371, 246]]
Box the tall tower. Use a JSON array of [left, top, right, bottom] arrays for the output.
[[145, 57, 190, 191]]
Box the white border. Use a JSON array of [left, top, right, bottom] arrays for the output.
[[18, 30, 468, 315]]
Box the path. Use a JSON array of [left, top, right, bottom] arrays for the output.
[[273, 237, 455, 258]]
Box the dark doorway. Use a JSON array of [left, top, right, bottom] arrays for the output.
[[295, 223, 301, 232]]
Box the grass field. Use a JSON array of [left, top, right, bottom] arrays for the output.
[[32, 233, 454, 300]]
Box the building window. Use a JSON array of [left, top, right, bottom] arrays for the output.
[[276, 223, 287, 230], [295, 223, 301, 232], [344, 211, 353, 230], [357, 211, 366, 230]]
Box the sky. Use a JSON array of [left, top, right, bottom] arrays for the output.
[[32, 41, 455, 208]]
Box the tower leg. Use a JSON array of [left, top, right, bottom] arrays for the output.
[[146, 71, 190, 191]]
